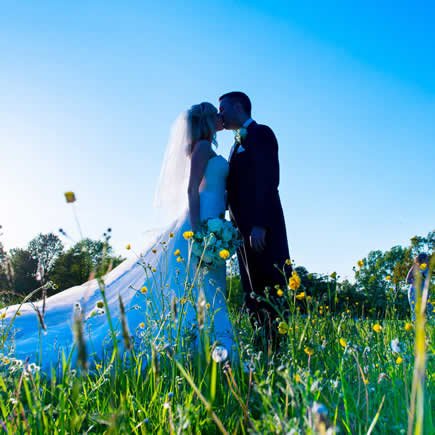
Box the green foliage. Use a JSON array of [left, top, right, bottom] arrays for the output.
[[8, 248, 39, 295], [28, 233, 64, 274], [49, 238, 124, 293]]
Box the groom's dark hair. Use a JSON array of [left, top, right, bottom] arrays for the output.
[[219, 91, 252, 116]]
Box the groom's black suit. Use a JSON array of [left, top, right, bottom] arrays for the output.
[[227, 121, 291, 330]]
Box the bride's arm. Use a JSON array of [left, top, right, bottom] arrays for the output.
[[188, 141, 210, 231]]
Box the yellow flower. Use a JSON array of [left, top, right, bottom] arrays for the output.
[[419, 263, 427, 271], [151, 267, 156, 273], [404, 322, 413, 332], [330, 271, 337, 280], [385, 275, 391, 281], [363, 378, 369, 385], [278, 321, 288, 335], [288, 271, 301, 291], [294, 373, 301, 383], [180, 297, 187, 305], [373, 324, 382, 333], [206, 303, 210, 309], [176, 256, 183, 263], [285, 259, 292, 266], [96, 300, 104, 309], [219, 249, 230, 260], [304, 346, 314, 356], [0, 312, 6, 319], [125, 244, 131, 250], [183, 231, 194, 240], [139, 322, 145, 329], [277, 288, 284, 297], [64, 191, 76, 203], [141, 286, 148, 294], [295, 292, 305, 300], [396, 356, 403, 365], [306, 296, 312, 302], [96, 363, 102, 370], [357, 260, 364, 268], [174, 249, 181, 256], [339, 338, 347, 348]]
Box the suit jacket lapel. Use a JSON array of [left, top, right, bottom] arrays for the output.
[[229, 121, 257, 163]]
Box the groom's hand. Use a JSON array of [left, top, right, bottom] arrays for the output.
[[250, 226, 266, 253]]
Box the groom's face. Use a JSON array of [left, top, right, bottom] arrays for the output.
[[219, 98, 241, 130]]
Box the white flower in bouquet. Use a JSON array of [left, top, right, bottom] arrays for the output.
[[222, 227, 233, 242], [203, 253, 213, 264], [207, 218, 223, 233], [192, 243, 204, 258]]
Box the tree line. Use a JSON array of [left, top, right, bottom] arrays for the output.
[[0, 226, 433, 318]]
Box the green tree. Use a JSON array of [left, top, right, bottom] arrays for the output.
[[28, 233, 64, 278], [49, 238, 124, 292], [9, 248, 39, 295]]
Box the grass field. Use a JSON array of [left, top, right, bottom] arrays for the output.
[[0, 260, 434, 434]]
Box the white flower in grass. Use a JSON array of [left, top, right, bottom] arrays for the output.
[[390, 338, 401, 353], [212, 346, 228, 363]]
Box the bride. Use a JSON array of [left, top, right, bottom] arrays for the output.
[[0, 102, 236, 374]]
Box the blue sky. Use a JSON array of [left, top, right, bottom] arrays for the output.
[[1, 1, 434, 280]]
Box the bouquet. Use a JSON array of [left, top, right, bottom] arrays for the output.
[[187, 217, 242, 268]]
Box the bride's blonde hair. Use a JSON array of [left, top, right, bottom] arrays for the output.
[[187, 102, 218, 155]]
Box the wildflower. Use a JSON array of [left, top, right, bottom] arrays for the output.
[[330, 271, 337, 280], [363, 378, 369, 385], [339, 338, 347, 348], [357, 259, 364, 268], [125, 244, 131, 250], [385, 275, 391, 281], [141, 286, 148, 294], [96, 300, 104, 309], [139, 322, 145, 329], [288, 271, 301, 291], [373, 324, 382, 333], [180, 297, 187, 305], [304, 346, 314, 356], [151, 267, 156, 273], [212, 346, 228, 363], [219, 249, 230, 260], [295, 292, 305, 300], [183, 231, 194, 240], [64, 191, 76, 203], [390, 338, 401, 353], [96, 363, 102, 370], [206, 303, 210, 309], [174, 249, 181, 256], [419, 263, 427, 271], [0, 312, 6, 319], [285, 259, 292, 266], [277, 288, 284, 297], [176, 256, 183, 263], [294, 373, 301, 383], [405, 322, 413, 332], [396, 356, 403, 365], [278, 321, 288, 335]]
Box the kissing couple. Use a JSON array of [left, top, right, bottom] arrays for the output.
[[1, 91, 291, 373]]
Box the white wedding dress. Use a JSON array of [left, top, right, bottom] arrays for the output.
[[0, 155, 235, 375]]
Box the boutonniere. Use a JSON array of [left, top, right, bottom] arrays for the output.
[[234, 127, 248, 145]]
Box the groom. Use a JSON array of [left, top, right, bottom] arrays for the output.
[[219, 91, 291, 341]]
